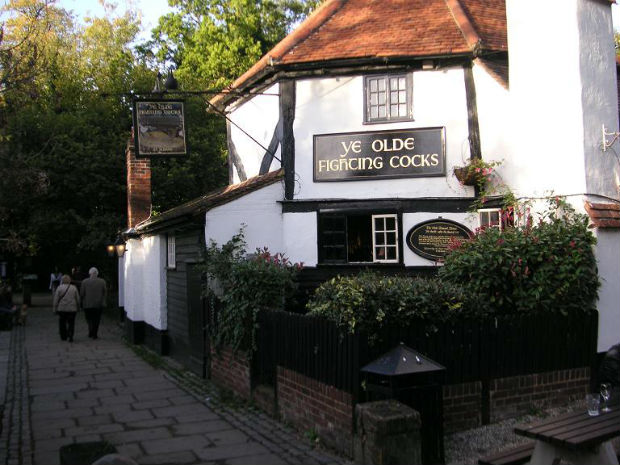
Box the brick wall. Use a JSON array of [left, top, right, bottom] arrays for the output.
[[277, 367, 354, 456], [489, 367, 589, 422], [210, 346, 252, 400], [443, 367, 590, 432], [442, 381, 482, 432], [126, 140, 151, 228]]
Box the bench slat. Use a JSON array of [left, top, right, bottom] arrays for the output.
[[478, 442, 535, 465]]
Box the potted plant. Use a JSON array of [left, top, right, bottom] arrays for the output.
[[453, 158, 501, 187]]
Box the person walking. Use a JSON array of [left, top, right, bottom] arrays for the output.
[[80, 267, 106, 339], [53, 275, 80, 342], [49, 267, 62, 295]]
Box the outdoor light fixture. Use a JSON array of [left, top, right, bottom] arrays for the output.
[[152, 68, 178, 93], [107, 235, 127, 258]]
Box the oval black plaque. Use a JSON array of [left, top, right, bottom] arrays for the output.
[[406, 219, 472, 261]]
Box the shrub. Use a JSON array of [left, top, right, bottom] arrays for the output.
[[439, 198, 599, 315], [201, 229, 302, 354], [306, 272, 487, 338]]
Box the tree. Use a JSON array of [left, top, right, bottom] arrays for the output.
[[147, 0, 321, 89]]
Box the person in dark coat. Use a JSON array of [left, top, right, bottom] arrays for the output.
[[80, 267, 107, 339]]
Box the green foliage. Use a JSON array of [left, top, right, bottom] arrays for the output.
[[439, 198, 599, 315], [306, 272, 486, 338], [149, 0, 320, 89], [201, 229, 302, 355]]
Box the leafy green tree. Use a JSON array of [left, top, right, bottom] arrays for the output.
[[148, 0, 320, 89]]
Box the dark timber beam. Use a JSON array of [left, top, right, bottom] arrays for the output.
[[280, 80, 296, 200], [226, 120, 247, 183]]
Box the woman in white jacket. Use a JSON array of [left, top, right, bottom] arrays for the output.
[[53, 275, 80, 342]]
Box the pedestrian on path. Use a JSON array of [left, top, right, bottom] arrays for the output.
[[80, 266, 106, 339], [49, 266, 62, 294], [53, 275, 80, 342]]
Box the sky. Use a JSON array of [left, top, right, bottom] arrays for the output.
[[57, 0, 173, 42]]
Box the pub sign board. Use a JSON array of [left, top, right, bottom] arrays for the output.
[[406, 218, 472, 261], [133, 99, 188, 157], [314, 127, 445, 182]]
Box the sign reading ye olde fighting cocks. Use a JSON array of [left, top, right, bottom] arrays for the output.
[[313, 127, 445, 181]]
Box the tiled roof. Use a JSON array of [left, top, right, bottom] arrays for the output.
[[584, 201, 620, 228], [135, 170, 284, 233], [212, 0, 507, 107]]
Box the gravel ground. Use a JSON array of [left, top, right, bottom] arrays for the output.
[[445, 400, 586, 465]]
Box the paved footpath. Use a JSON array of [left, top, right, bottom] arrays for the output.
[[0, 296, 351, 465]]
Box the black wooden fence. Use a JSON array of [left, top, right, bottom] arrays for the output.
[[254, 310, 599, 396]]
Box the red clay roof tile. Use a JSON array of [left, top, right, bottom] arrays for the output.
[[584, 201, 620, 228], [211, 0, 507, 107]]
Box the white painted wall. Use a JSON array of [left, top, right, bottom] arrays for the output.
[[578, 0, 620, 199], [205, 181, 285, 254], [292, 69, 474, 200], [473, 62, 511, 191], [506, 0, 587, 199], [121, 235, 167, 330], [228, 83, 281, 183], [595, 229, 620, 351], [282, 212, 317, 266]]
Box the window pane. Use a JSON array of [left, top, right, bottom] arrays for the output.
[[371, 107, 378, 119], [374, 217, 385, 230], [390, 104, 398, 116], [387, 247, 397, 260], [386, 232, 396, 245], [391, 90, 398, 102], [385, 217, 396, 230], [399, 90, 407, 103], [390, 77, 398, 89], [398, 104, 407, 117], [398, 77, 406, 89], [348, 215, 372, 262], [379, 106, 386, 118], [375, 233, 385, 245], [378, 79, 386, 91], [378, 92, 386, 105], [490, 211, 500, 225], [370, 79, 377, 92], [370, 93, 378, 105]]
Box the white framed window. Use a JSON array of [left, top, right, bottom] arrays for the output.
[[479, 208, 515, 231], [372, 214, 399, 263], [364, 74, 412, 123], [167, 234, 176, 269], [318, 212, 400, 264]]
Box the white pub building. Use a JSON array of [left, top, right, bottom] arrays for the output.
[[120, 0, 620, 373]]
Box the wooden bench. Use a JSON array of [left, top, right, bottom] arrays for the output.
[[478, 442, 535, 465]]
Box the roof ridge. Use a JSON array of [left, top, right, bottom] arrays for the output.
[[211, 0, 347, 107], [445, 0, 483, 53]]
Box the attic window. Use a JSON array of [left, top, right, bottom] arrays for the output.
[[364, 74, 412, 123]]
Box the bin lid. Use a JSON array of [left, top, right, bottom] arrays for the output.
[[361, 342, 445, 376]]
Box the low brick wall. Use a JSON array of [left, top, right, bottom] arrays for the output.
[[489, 367, 590, 422], [443, 367, 590, 432], [210, 346, 252, 400], [277, 367, 354, 456], [443, 381, 482, 432]]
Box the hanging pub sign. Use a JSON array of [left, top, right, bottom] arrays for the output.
[[314, 127, 445, 181], [133, 99, 188, 157], [406, 218, 472, 261]]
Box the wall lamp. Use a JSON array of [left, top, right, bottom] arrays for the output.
[[602, 124, 620, 152], [107, 235, 127, 258]]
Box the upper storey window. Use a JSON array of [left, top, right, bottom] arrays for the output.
[[364, 74, 412, 123]]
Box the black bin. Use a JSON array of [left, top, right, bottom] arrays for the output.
[[361, 342, 446, 465]]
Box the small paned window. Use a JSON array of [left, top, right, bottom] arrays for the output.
[[479, 208, 514, 231], [365, 74, 412, 123], [318, 213, 399, 264], [167, 234, 176, 269]]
